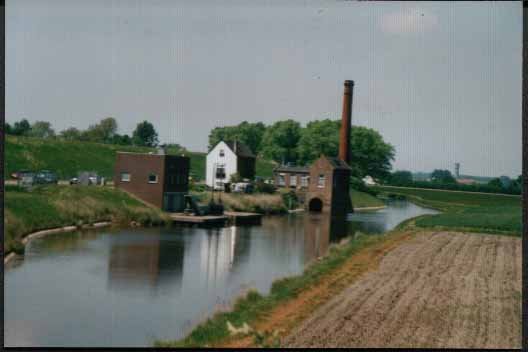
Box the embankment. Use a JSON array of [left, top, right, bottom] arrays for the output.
[[4, 184, 170, 256]]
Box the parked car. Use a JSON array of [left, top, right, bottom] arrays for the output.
[[70, 177, 79, 185], [34, 170, 58, 184], [11, 169, 33, 179]]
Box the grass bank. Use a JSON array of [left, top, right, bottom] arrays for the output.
[[4, 184, 170, 255], [5, 135, 275, 180], [373, 186, 521, 235], [154, 229, 415, 348], [190, 189, 384, 214]]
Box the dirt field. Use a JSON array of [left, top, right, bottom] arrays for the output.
[[282, 232, 522, 349]]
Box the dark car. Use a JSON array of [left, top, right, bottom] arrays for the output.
[[34, 170, 58, 184]]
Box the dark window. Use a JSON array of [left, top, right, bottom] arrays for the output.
[[219, 149, 225, 157], [148, 173, 158, 183], [216, 166, 226, 179], [318, 175, 325, 188]]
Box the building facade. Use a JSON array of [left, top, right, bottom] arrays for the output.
[[114, 151, 190, 212], [206, 140, 256, 189], [273, 165, 310, 189], [305, 156, 352, 217]]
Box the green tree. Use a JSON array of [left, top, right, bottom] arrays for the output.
[[297, 119, 340, 164], [260, 119, 301, 163], [132, 121, 159, 147], [431, 169, 456, 184], [12, 119, 31, 136], [487, 177, 502, 190], [83, 117, 118, 143], [208, 121, 266, 154], [390, 170, 413, 185], [27, 121, 56, 138], [60, 127, 82, 141], [5, 122, 12, 134], [297, 120, 395, 181]]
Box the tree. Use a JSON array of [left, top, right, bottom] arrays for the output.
[[60, 127, 82, 141], [297, 119, 340, 165], [487, 178, 502, 190], [297, 120, 395, 181], [27, 121, 56, 138], [390, 170, 413, 185], [132, 121, 159, 147], [431, 169, 456, 184], [111, 133, 132, 145], [83, 117, 118, 143], [260, 119, 301, 164], [12, 119, 31, 136], [5, 122, 12, 134], [208, 121, 266, 154]]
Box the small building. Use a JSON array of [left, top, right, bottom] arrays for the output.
[[114, 151, 190, 212], [306, 156, 352, 217], [456, 178, 477, 185], [206, 140, 256, 190], [362, 175, 377, 186], [273, 165, 310, 189]]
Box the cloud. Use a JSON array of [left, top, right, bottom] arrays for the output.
[[380, 8, 438, 35]]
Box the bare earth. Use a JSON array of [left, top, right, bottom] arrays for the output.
[[283, 232, 521, 349]]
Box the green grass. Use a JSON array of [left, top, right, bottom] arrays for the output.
[[5, 135, 275, 180], [154, 230, 392, 348], [373, 186, 521, 235], [351, 189, 385, 208], [4, 185, 170, 255]]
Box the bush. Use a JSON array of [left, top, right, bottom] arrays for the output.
[[281, 191, 298, 210], [254, 182, 276, 194]]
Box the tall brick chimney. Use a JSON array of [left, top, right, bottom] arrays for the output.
[[339, 80, 354, 165]]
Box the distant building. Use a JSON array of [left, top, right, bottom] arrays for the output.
[[362, 175, 377, 185], [206, 140, 256, 189], [306, 156, 352, 217], [454, 162, 460, 179], [456, 178, 477, 185], [273, 165, 310, 189], [114, 151, 190, 212]]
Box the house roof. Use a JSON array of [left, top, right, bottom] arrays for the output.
[[273, 165, 310, 174], [324, 156, 351, 170], [221, 140, 256, 158]]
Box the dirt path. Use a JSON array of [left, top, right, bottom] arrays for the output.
[[282, 232, 521, 349]]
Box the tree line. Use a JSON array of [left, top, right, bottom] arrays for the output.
[[208, 119, 396, 182], [5, 118, 161, 147], [387, 169, 522, 195]]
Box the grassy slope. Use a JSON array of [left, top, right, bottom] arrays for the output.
[[351, 189, 384, 208], [5, 135, 275, 180], [4, 185, 169, 255], [373, 186, 521, 235]]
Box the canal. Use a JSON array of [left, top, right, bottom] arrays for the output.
[[4, 200, 438, 347]]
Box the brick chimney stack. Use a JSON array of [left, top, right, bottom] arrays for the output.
[[339, 80, 354, 165]]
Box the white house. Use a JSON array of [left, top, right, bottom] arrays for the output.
[[362, 175, 377, 186], [206, 140, 256, 189]]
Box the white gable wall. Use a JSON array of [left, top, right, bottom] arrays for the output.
[[206, 141, 238, 189]]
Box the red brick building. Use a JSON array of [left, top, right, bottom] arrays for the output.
[[114, 151, 190, 212], [273, 165, 310, 189], [306, 156, 352, 216]]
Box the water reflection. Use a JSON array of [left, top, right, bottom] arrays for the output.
[[5, 200, 439, 347]]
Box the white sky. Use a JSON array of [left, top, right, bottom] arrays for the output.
[[6, 0, 522, 177]]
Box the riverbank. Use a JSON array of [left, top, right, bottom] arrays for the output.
[[154, 228, 417, 348], [372, 186, 521, 236], [4, 185, 170, 256]]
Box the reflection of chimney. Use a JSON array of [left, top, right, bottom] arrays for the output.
[[339, 80, 354, 164]]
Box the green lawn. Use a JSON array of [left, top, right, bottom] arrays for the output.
[[4, 185, 169, 255], [373, 186, 521, 235], [5, 135, 275, 180], [351, 189, 384, 208]]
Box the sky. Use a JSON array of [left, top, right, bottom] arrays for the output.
[[6, 0, 522, 177]]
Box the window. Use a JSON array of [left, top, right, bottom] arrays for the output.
[[216, 166, 226, 179], [301, 175, 309, 187], [219, 149, 225, 157], [121, 172, 131, 182], [290, 174, 297, 187], [278, 174, 285, 186], [148, 173, 158, 183], [318, 174, 325, 188]]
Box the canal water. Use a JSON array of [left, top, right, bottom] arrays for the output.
[[4, 200, 438, 347]]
